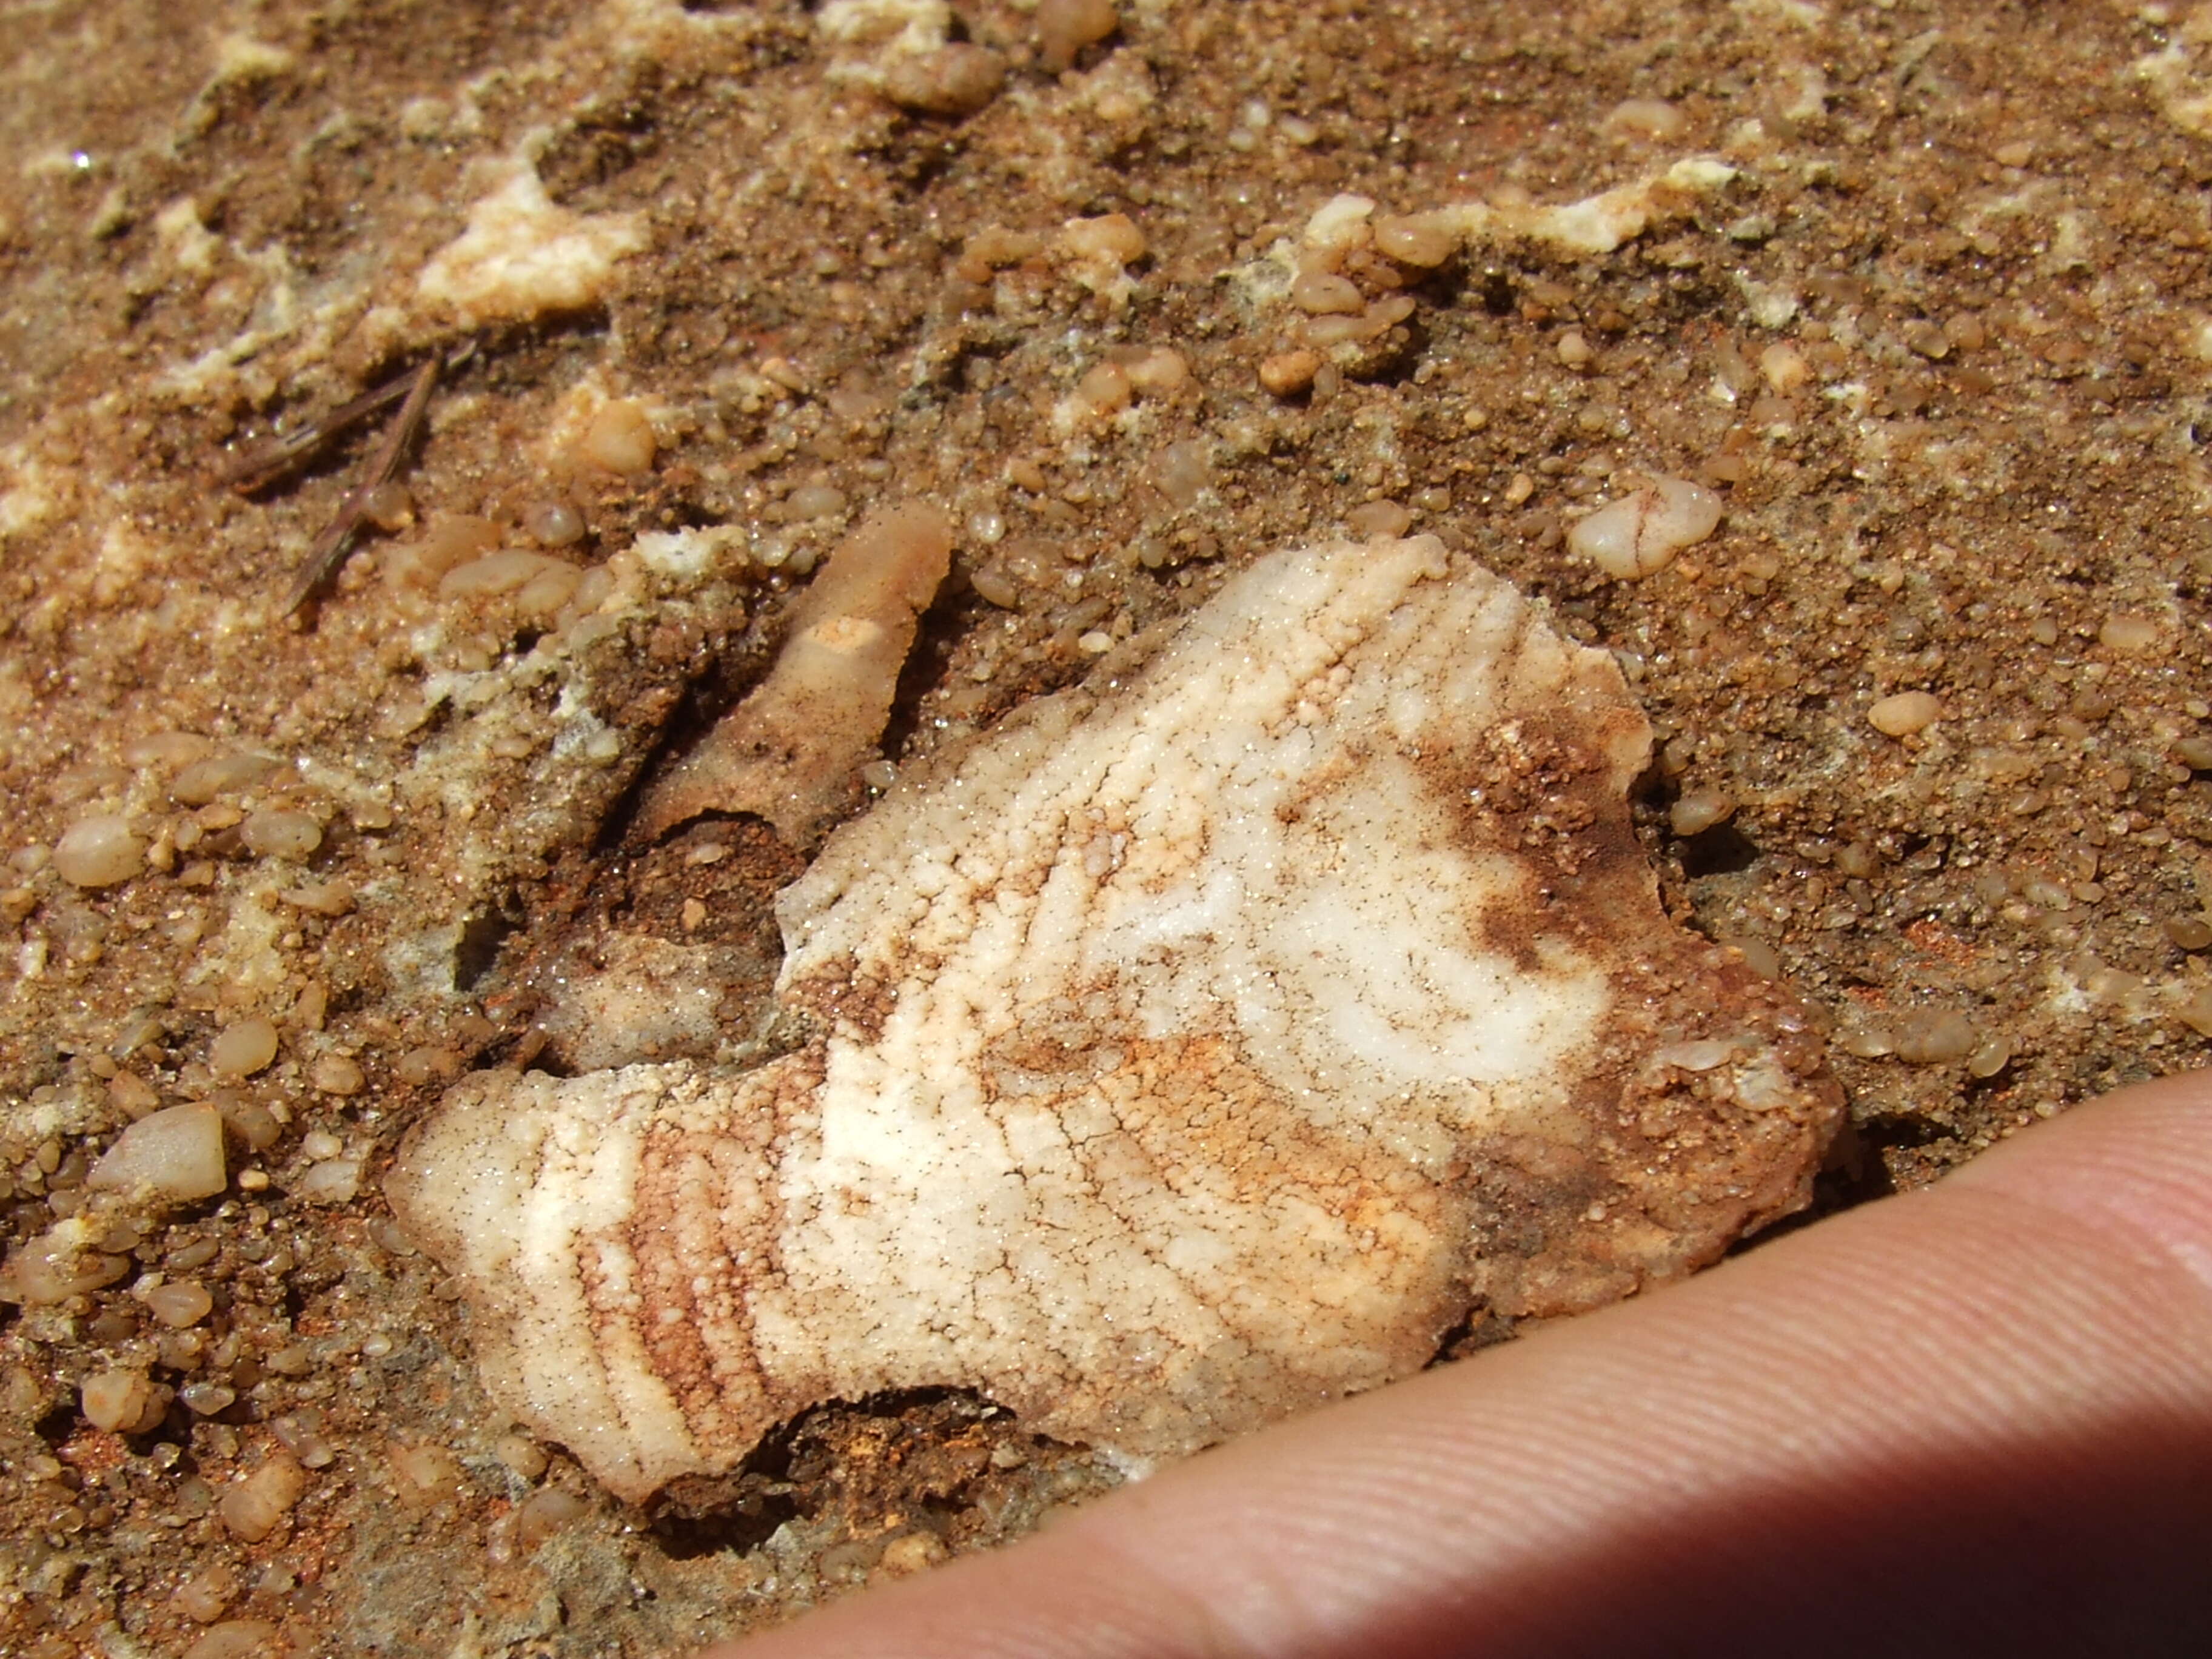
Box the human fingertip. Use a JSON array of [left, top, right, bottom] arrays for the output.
[[1942, 1066, 2212, 1294]]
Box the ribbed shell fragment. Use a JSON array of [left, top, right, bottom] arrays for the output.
[[390, 535, 1842, 1503]]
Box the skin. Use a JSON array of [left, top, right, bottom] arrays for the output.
[[710, 1070, 2212, 1658]]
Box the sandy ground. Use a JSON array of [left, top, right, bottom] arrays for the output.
[[5, 0, 2212, 1652]]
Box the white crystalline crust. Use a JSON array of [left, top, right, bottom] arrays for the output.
[[415, 160, 646, 326], [390, 537, 1840, 1502]]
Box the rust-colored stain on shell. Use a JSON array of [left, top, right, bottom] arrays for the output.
[[389, 536, 1842, 1502]]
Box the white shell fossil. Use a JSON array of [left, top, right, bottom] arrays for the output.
[[388, 534, 1840, 1503]]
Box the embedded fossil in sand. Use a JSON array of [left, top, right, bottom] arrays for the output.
[[634, 503, 954, 848], [389, 534, 1842, 1503]]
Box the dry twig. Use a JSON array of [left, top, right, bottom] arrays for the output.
[[280, 355, 440, 615], [216, 374, 421, 495]]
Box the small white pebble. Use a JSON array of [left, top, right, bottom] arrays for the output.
[[1722, 937, 1783, 979], [53, 814, 144, 888], [389, 1439, 463, 1502], [240, 809, 323, 860], [386, 516, 503, 591], [210, 1017, 281, 1078], [1652, 1038, 1740, 1073], [1122, 346, 1188, 396], [787, 483, 849, 521], [146, 1280, 215, 1329], [218, 1454, 307, 1541], [575, 400, 656, 475], [82, 1368, 164, 1434], [171, 1565, 238, 1624], [1868, 691, 1944, 737], [395, 1045, 462, 1086], [363, 481, 413, 532], [1759, 343, 1812, 394], [1893, 1009, 1979, 1065], [1838, 1025, 1897, 1059], [1290, 270, 1364, 315], [514, 1486, 589, 1550], [1258, 349, 1321, 397], [310, 1053, 366, 1095], [1669, 789, 1736, 837], [2099, 612, 2163, 652], [882, 43, 1007, 116], [217, 1094, 282, 1151], [2177, 985, 2212, 1038], [292, 1156, 364, 1204], [877, 1531, 947, 1577], [124, 731, 216, 770], [1346, 501, 1414, 539], [1904, 321, 1950, 360], [1603, 96, 1687, 141], [1036, 0, 1118, 71], [523, 499, 585, 547], [170, 752, 282, 806], [1967, 1035, 2014, 1078], [279, 880, 354, 917], [265, 1347, 318, 1379], [108, 1069, 161, 1118], [496, 1432, 550, 1481], [1566, 477, 1722, 580], [1302, 192, 1376, 250], [87, 1102, 227, 1203], [1372, 212, 1458, 267], [181, 1381, 238, 1416], [1150, 440, 1212, 509], [515, 563, 584, 620], [759, 355, 808, 394], [1074, 361, 1133, 417], [1059, 212, 1145, 266], [440, 549, 559, 599]]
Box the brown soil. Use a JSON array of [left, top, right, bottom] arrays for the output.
[[4, 1, 2211, 1653]]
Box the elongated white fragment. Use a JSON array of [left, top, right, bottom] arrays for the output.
[[637, 503, 953, 846], [390, 535, 1840, 1503]]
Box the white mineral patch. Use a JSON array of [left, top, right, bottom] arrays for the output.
[[816, 0, 949, 52], [2134, 18, 2212, 139], [390, 535, 1841, 1503], [0, 442, 59, 538], [630, 525, 745, 583], [815, 0, 956, 95], [1486, 156, 1738, 255], [415, 158, 646, 327], [1238, 161, 1738, 309]]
